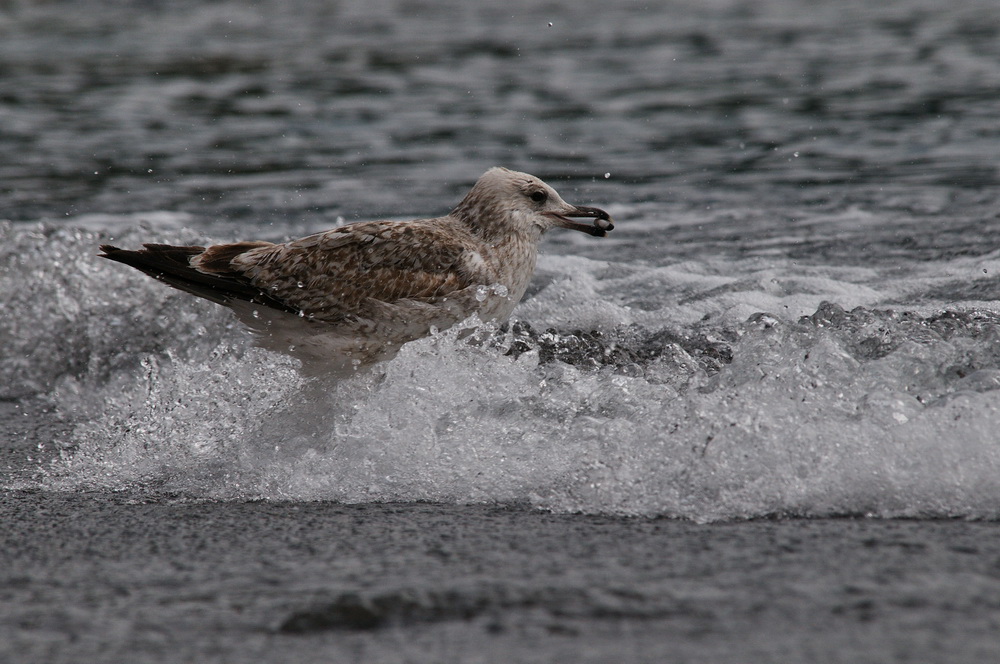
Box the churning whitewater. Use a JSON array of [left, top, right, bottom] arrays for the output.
[[5, 211, 1000, 522]]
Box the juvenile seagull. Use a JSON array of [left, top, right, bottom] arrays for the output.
[[100, 167, 614, 370]]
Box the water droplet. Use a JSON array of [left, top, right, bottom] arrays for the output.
[[296, 281, 304, 288], [793, 151, 800, 157], [604, 172, 610, 179]]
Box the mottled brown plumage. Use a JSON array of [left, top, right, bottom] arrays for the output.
[[100, 167, 614, 371]]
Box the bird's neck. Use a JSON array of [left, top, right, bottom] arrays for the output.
[[450, 199, 542, 304], [487, 232, 538, 307], [454, 204, 543, 246]]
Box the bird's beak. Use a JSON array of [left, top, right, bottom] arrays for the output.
[[545, 205, 615, 237]]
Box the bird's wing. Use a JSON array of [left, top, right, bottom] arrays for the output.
[[99, 241, 298, 312], [226, 219, 498, 319]]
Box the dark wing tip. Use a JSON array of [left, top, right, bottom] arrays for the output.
[[96, 241, 298, 314]]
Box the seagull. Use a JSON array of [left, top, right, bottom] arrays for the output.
[[100, 167, 614, 371]]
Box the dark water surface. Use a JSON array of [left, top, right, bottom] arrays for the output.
[[4, 0, 1000, 227], [4, 0, 1000, 660]]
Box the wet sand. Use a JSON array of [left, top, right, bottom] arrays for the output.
[[3, 487, 1000, 663]]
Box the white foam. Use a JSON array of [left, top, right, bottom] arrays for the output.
[[8, 222, 1000, 521], [40, 311, 1000, 521]]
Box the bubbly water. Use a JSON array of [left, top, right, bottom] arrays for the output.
[[5, 210, 1000, 522], [4, 0, 1000, 523]]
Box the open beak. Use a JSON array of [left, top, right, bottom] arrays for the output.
[[545, 205, 615, 237]]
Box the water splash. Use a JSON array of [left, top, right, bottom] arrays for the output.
[[0, 220, 232, 400], [7, 222, 1000, 521], [40, 304, 1000, 522]]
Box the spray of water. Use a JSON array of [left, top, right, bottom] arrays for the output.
[[7, 222, 1000, 521]]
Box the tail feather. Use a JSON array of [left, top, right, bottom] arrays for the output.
[[99, 243, 298, 313]]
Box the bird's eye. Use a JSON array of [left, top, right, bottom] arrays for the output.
[[529, 190, 548, 203]]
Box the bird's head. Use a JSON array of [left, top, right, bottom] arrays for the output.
[[453, 167, 614, 241]]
